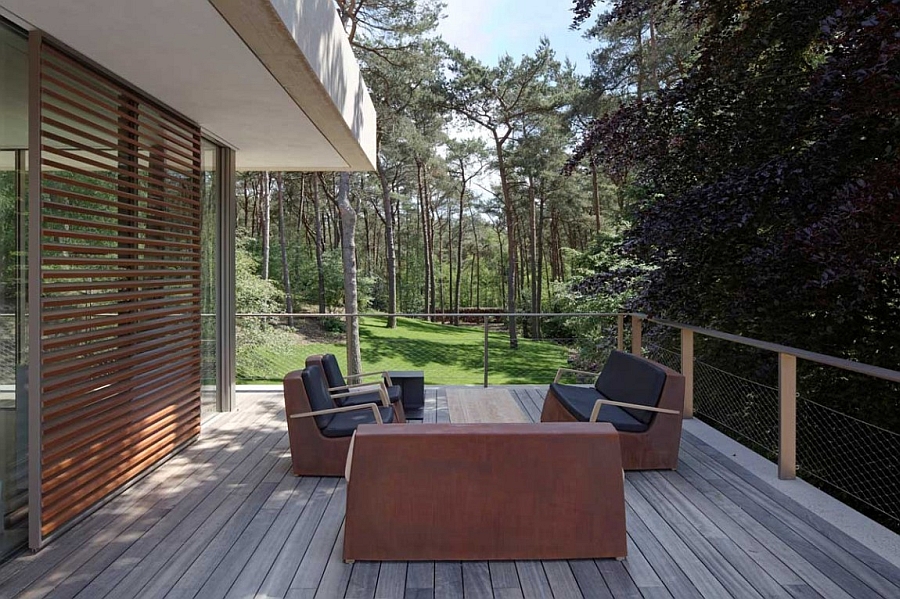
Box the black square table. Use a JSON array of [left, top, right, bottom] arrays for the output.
[[387, 370, 425, 419]]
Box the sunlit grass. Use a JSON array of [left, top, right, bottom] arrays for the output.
[[238, 316, 569, 385]]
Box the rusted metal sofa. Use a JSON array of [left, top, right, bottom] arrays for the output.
[[305, 354, 406, 423], [283, 365, 396, 477], [541, 350, 685, 470], [343, 422, 627, 562]]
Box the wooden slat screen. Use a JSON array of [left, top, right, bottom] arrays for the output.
[[38, 42, 202, 538]]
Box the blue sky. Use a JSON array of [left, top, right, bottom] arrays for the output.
[[437, 0, 597, 75]]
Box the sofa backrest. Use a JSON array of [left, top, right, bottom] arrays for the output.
[[320, 354, 347, 389], [594, 350, 667, 425], [301, 365, 337, 429]]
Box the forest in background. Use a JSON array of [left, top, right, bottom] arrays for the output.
[[235, 0, 897, 375]]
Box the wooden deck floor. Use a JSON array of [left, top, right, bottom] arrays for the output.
[[1, 387, 899, 599]]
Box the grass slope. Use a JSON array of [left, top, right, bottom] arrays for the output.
[[239, 316, 569, 385]]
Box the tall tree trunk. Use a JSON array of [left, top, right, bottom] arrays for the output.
[[241, 177, 251, 231], [470, 206, 480, 308], [528, 179, 539, 340], [377, 159, 398, 327], [454, 186, 465, 326], [312, 177, 327, 314], [423, 167, 437, 318], [276, 173, 294, 325], [495, 139, 518, 349], [536, 193, 546, 324], [550, 206, 562, 281], [261, 171, 271, 280], [415, 159, 432, 317], [437, 214, 445, 319], [337, 172, 362, 375]]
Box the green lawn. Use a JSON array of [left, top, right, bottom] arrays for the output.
[[238, 316, 570, 385]]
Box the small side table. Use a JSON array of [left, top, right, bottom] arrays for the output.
[[387, 371, 425, 419]]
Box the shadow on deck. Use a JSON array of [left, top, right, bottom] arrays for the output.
[[1, 387, 899, 598]]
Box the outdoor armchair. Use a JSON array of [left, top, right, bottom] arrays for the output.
[[541, 350, 685, 470], [283, 365, 396, 476], [306, 354, 406, 422]]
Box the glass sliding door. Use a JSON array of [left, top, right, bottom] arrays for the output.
[[0, 19, 29, 559], [200, 140, 218, 414]]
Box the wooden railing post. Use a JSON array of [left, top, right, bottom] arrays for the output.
[[681, 329, 694, 419], [778, 353, 797, 479], [631, 315, 642, 356], [616, 314, 624, 351]]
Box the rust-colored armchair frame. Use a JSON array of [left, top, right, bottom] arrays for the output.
[[305, 354, 406, 423], [283, 370, 388, 477], [541, 358, 685, 470]]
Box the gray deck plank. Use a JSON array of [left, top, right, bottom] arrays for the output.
[[784, 584, 824, 598], [489, 562, 519, 589], [568, 560, 613, 599], [646, 467, 803, 586], [514, 561, 552, 599], [192, 474, 304, 599], [508, 388, 540, 423], [434, 563, 463, 599], [423, 387, 437, 423], [677, 451, 855, 599], [313, 523, 352, 599], [256, 478, 340, 598], [494, 588, 524, 599], [623, 503, 704, 599], [223, 477, 321, 599], [596, 560, 642, 599], [629, 474, 780, 599], [375, 562, 407, 598], [291, 481, 349, 592], [621, 534, 668, 595], [680, 441, 891, 599], [123, 458, 286, 599], [105, 432, 290, 599], [345, 561, 379, 599], [462, 562, 492, 599], [75, 421, 287, 599], [150, 478, 280, 599], [683, 432, 900, 590], [625, 480, 734, 599], [541, 561, 584, 599], [2, 388, 899, 599], [435, 388, 450, 423], [4, 408, 264, 599], [406, 562, 435, 592]]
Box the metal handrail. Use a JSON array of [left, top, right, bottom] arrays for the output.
[[632, 314, 900, 384]]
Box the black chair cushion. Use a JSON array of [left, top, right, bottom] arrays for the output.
[[594, 350, 667, 425], [321, 406, 395, 438], [387, 384, 402, 403], [321, 354, 348, 389], [550, 383, 649, 433], [341, 386, 402, 407], [301, 365, 336, 429]]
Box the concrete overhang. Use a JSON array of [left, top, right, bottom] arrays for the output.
[[0, 0, 377, 171]]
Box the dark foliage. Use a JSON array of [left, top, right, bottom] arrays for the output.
[[570, 0, 900, 375]]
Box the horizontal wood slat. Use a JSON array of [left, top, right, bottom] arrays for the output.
[[38, 40, 203, 542]]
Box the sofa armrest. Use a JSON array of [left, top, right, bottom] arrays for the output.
[[289, 402, 384, 424], [589, 398, 680, 422], [331, 382, 391, 407], [554, 367, 600, 383], [346, 371, 394, 386]]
